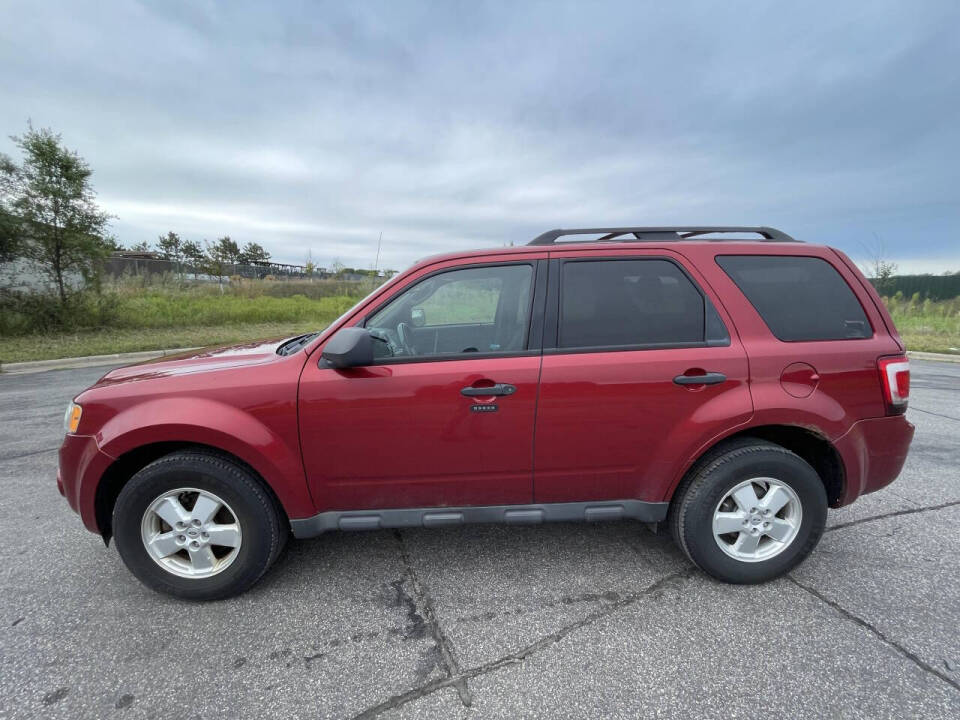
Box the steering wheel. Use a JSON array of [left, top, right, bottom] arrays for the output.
[[396, 322, 417, 356]]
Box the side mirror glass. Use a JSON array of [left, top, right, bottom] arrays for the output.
[[410, 307, 426, 328], [321, 327, 374, 369]]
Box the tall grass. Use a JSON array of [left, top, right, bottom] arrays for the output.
[[882, 293, 960, 352], [0, 276, 376, 337]]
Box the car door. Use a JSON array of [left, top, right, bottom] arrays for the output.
[[298, 257, 547, 511], [533, 248, 753, 505]]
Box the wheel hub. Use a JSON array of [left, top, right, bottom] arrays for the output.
[[140, 488, 243, 579], [712, 477, 802, 563]]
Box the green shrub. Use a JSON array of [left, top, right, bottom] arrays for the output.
[[0, 288, 123, 335]]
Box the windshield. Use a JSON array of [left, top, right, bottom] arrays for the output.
[[312, 270, 407, 345]]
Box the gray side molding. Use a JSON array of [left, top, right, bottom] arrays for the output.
[[289, 500, 669, 538]]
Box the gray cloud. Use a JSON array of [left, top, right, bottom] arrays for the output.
[[1, 0, 957, 272]]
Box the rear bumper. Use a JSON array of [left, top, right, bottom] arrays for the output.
[[833, 414, 915, 507], [58, 434, 115, 534]]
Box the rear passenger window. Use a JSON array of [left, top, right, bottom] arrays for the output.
[[717, 255, 871, 341], [559, 259, 720, 349]]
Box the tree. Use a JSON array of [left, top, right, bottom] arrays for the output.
[[218, 236, 240, 262], [158, 231, 183, 262], [872, 259, 898, 296], [860, 233, 898, 296], [212, 236, 240, 264], [0, 156, 21, 262], [238, 241, 270, 265], [179, 239, 203, 278], [203, 236, 239, 283], [181, 239, 203, 264], [0, 125, 111, 302], [0, 210, 18, 263], [128, 240, 152, 253], [102, 236, 123, 253], [158, 231, 185, 279]]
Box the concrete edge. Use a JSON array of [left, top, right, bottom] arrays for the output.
[[0, 347, 203, 375], [907, 350, 960, 364]]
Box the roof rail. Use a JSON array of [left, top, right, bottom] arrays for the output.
[[527, 226, 799, 245]]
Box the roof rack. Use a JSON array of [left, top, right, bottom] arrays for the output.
[[527, 226, 799, 245]]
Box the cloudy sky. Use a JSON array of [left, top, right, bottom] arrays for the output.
[[2, 0, 958, 273]]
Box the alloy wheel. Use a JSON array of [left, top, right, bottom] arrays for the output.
[[140, 488, 242, 579], [712, 477, 802, 563]]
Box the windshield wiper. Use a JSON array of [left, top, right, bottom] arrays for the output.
[[276, 332, 320, 356]]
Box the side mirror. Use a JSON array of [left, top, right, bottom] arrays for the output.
[[410, 307, 426, 328], [321, 327, 374, 369]]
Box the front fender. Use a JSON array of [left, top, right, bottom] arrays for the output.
[[95, 397, 314, 519]]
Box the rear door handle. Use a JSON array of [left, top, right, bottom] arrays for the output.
[[673, 372, 727, 386], [461, 383, 517, 397]]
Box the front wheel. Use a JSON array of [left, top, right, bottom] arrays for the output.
[[668, 439, 827, 584], [113, 451, 286, 600]]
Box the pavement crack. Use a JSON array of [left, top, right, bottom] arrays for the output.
[[392, 529, 473, 708], [454, 589, 624, 625], [458, 569, 691, 682], [910, 406, 960, 423], [826, 501, 960, 533], [788, 576, 960, 695], [885, 488, 923, 508], [351, 568, 692, 719]]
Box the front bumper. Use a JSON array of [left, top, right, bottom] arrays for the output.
[[58, 433, 115, 534], [833, 414, 915, 507]]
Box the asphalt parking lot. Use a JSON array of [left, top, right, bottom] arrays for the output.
[[1, 360, 958, 719]]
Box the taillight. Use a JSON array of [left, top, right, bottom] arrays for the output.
[[878, 356, 910, 415]]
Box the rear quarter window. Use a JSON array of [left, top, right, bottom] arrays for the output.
[[716, 255, 872, 341]]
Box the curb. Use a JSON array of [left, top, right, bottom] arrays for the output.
[[0, 347, 202, 375], [907, 350, 960, 364]]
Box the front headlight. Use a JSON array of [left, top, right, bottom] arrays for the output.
[[64, 402, 82, 434]]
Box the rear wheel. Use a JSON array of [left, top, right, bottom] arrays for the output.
[[113, 451, 286, 600], [668, 439, 827, 584]]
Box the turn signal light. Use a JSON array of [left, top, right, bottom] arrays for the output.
[[64, 402, 83, 434]]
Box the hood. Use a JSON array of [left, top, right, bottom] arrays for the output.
[[93, 336, 295, 387]]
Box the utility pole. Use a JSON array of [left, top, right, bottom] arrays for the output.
[[374, 231, 382, 275]]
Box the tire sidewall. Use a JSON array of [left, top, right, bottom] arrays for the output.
[[682, 449, 827, 583], [113, 455, 277, 600]]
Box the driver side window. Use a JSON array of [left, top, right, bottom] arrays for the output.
[[365, 264, 534, 360]]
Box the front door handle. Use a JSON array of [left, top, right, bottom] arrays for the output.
[[673, 372, 727, 386], [461, 383, 517, 397]]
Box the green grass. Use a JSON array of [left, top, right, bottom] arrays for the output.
[[884, 295, 960, 354], [0, 278, 369, 364], [108, 291, 356, 329], [0, 322, 327, 364]]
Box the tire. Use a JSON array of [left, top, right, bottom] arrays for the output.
[[113, 450, 286, 601], [668, 439, 827, 584]]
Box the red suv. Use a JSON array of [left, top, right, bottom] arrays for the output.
[[58, 226, 914, 599]]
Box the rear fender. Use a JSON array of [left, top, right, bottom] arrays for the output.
[[662, 410, 847, 504]]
